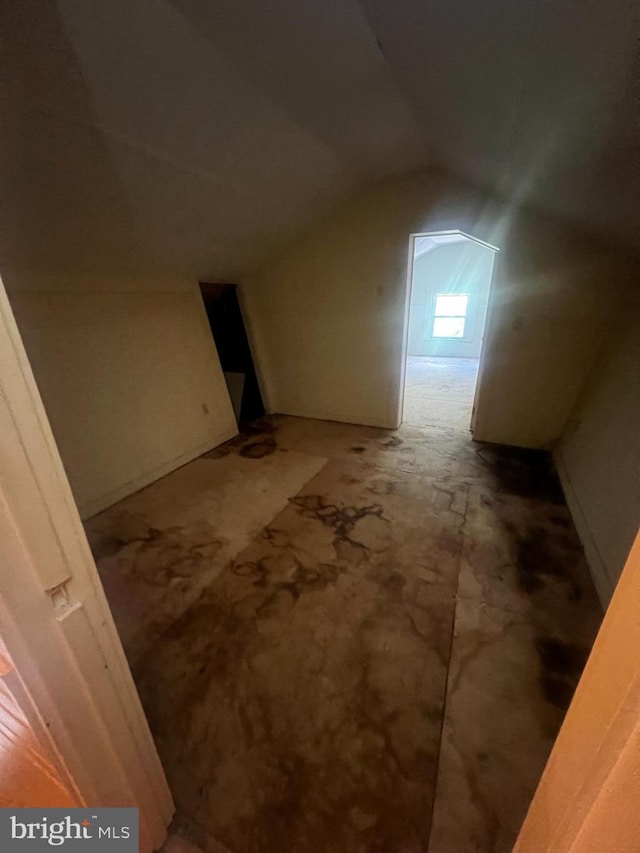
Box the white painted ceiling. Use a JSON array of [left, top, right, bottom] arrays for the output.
[[361, 0, 639, 253], [414, 233, 469, 259], [1, 0, 637, 282]]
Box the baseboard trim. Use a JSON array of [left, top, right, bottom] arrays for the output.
[[272, 408, 398, 430], [553, 448, 614, 608], [79, 428, 238, 519]]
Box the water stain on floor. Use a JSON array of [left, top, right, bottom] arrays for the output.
[[86, 401, 601, 852]]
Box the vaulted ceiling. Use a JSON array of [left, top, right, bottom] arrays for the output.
[[1, 0, 637, 281]]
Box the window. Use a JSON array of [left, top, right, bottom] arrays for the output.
[[431, 293, 469, 338]]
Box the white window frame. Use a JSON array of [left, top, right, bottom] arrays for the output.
[[428, 291, 472, 340]]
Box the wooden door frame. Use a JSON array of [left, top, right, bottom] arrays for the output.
[[0, 279, 173, 849], [515, 530, 640, 851]]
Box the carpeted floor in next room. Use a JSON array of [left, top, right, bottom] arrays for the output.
[[85, 359, 602, 853]]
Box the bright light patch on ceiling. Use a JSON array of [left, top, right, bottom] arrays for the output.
[[413, 232, 469, 259]]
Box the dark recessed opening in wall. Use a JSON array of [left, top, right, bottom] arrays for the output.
[[199, 282, 265, 427]]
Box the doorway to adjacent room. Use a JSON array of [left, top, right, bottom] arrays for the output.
[[199, 282, 265, 427], [402, 231, 498, 431]]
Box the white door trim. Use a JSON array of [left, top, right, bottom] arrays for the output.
[[400, 230, 500, 430], [0, 278, 173, 850]]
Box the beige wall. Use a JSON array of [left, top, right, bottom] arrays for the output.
[[244, 172, 633, 444], [0, 278, 173, 848], [554, 295, 640, 605], [408, 239, 495, 358], [7, 280, 236, 517]]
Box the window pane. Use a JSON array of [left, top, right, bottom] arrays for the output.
[[434, 293, 469, 317], [433, 317, 465, 338]]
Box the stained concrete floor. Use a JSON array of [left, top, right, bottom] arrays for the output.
[[86, 360, 602, 853]]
